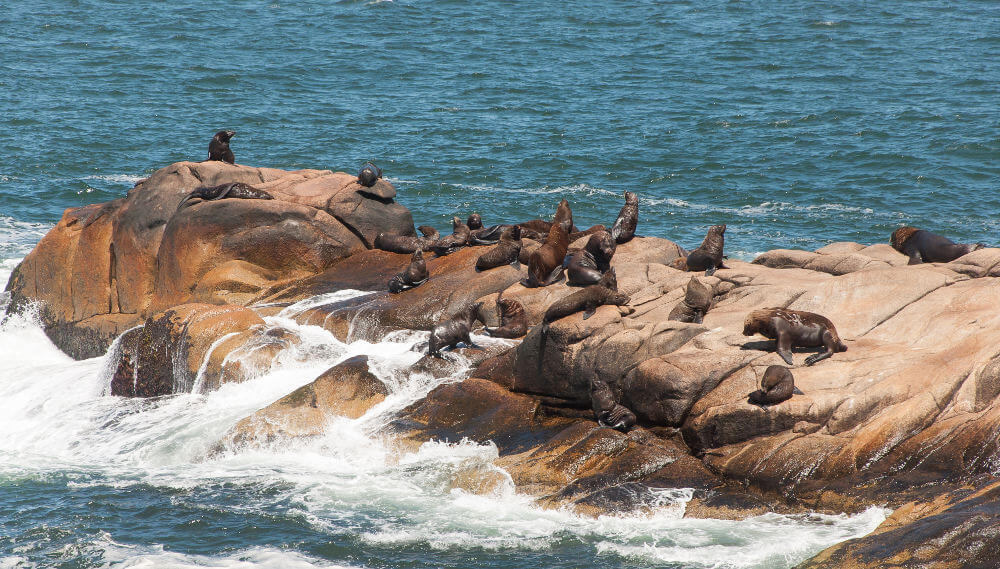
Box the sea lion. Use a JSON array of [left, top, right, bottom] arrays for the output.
[[610, 191, 638, 244], [890, 226, 985, 265], [207, 130, 235, 164], [743, 308, 847, 366], [522, 220, 569, 287], [476, 225, 522, 271], [748, 365, 800, 406], [388, 249, 428, 293], [375, 226, 440, 254], [591, 378, 636, 432], [429, 217, 471, 256], [668, 277, 713, 324], [565, 231, 616, 286], [357, 162, 383, 188], [542, 269, 630, 323], [567, 224, 609, 242], [427, 302, 484, 358], [552, 199, 574, 233], [683, 224, 728, 275], [484, 294, 527, 338], [176, 182, 273, 210], [467, 213, 483, 231]]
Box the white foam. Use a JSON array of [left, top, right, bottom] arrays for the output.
[[98, 540, 359, 569]]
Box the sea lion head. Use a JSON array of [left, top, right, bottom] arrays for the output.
[[743, 309, 771, 336], [411, 249, 424, 261], [672, 256, 688, 271], [213, 130, 236, 142], [586, 231, 616, 261], [890, 226, 920, 253], [710, 224, 726, 236], [451, 216, 463, 230], [417, 225, 440, 239], [624, 190, 638, 205], [357, 162, 383, 187], [598, 267, 618, 291], [507, 225, 522, 240], [467, 213, 483, 230]]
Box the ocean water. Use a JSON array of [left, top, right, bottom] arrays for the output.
[[1, 0, 996, 567]]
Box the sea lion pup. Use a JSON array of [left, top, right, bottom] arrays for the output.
[[552, 198, 574, 233], [429, 216, 471, 256], [683, 224, 728, 275], [743, 308, 847, 366], [387, 249, 428, 293], [476, 225, 522, 271], [484, 293, 527, 338], [427, 302, 484, 358], [357, 162, 383, 187], [375, 225, 440, 254], [522, 220, 569, 287], [748, 365, 801, 406], [668, 277, 713, 324], [890, 226, 985, 265], [565, 231, 616, 286], [591, 378, 636, 432], [207, 130, 236, 164], [610, 191, 638, 244], [467, 213, 483, 231], [543, 269, 630, 324], [176, 182, 273, 210]]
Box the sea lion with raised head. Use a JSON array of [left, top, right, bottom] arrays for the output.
[[176, 182, 273, 210], [668, 277, 713, 324], [484, 293, 527, 339], [552, 198, 574, 233], [476, 225, 522, 271], [522, 220, 569, 287], [565, 230, 616, 286], [891, 226, 985, 265], [682, 224, 728, 275], [743, 308, 847, 366], [591, 378, 636, 432], [375, 226, 440, 254], [748, 365, 800, 406], [429, 217, 471, 256], [427, 302, 484, 358], [357, 162, 383, 187], [610, 191, 638, 244], [542, 269, 629, 324], [388, 249, 429, 293], [207, 130, 236, 164]]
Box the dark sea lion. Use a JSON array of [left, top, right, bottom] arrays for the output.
[[552, 198, 574, 234], [428, 302, 484, 358], [565, 231, 616, 286], [388, 249, 429, 293], [522, 221, 569, 287], [429, 217, 471, 256], [543, 269, 630, 324], [591, 378, 636, 432], [610, 191, 639, 244], [476, 226, 522, 271], [176, 182, 273, 210], [517, 219, 552, 236], [467, 213, 483, 231], [743, 307, 847, 366], [668, 277, 713, 324], [374, 225, 440, 254], [748, 365, 800, 406], [357, 162, 383, 188], [484, 293, 527, 338], [890, 226, 985, 265], [684, 224, 728, 275], [207, 130, 236, 164]]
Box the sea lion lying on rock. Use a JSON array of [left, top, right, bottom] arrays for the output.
[[564, 231, 616, 286], [676, 224, 728, 275], [567, 224, 608, 242], [388, 250, 428, 293], [748, 365, 801, 406], [542, 269, 630, 324], [591, 378, 636, 432], [429, 217, 472, 256], [357, 162, 383, 187], [484, 294, 527, 339], [427, 302, 484, 358], [668, 277, 713, 324], [522, 221, 569, 287], [476, 226, 522, 271], [610, 190, 638, 244], [374, 226, 440, 254], [743, 308, 847, 366], [890, 226, 985, 264], [176, 182, 273, 210]]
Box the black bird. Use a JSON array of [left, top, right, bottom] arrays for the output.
[[208, 130, 236, 164]]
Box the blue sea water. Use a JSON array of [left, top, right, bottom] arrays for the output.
[[0, 1, 997, 567]]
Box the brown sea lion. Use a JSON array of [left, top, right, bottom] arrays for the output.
[[567, 224, 608, 242], [429, 217, 471, 256], [476, 226, 522, 271], [543, 269, 630, 323], [357, 162, 383, 187], [890, 226, 985, 265], [667, 277, 713, 324], [565, 231, 616, 286], [591, 378, 636, 432], [748, 365, 800, 406], [374, 226, 439, 254], [683, 224, 727, 275], [552, 198, 574, 233], [610, 191, 638, 244], [427, 302, 484, 358], [176, 182, 273, 210], [484, 293, 527, 338], [207, 130, 235, 163], [388, 249, 428, 293], [522, 221, 569, 287], [517, 219, 552, 237], [743, 308, 847, 366]]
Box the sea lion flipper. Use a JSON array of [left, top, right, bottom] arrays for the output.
[[705, 267, 716, 277], [215, 183, 234, 200], [543, 266, 565, 285], [793, 386, 804, 395], [510, 260, 521, 270]]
